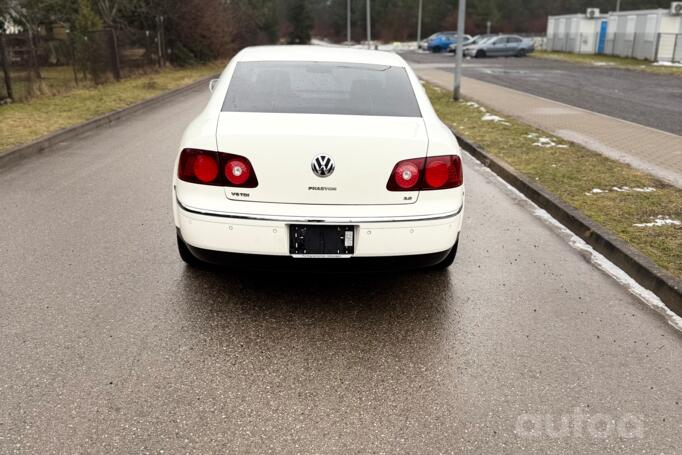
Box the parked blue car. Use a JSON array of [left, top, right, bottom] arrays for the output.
[[426, 32, 471, 53]]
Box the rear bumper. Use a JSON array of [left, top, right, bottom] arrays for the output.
[[181, 229, 456, 271], [175, 200, 463, 260]]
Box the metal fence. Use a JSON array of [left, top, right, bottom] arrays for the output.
[[655, 33, 682, 63], [0, 25, 167, 103], [547, 32, 682, 63]]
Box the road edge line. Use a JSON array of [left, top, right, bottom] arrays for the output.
[[0, 74, 219, 169], [454, 130, 682, 317]]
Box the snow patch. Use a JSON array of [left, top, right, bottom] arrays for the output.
[[653, 61, 682, 67], [613, 186, 656, 193], [377, 41, 418, 52], [528, 135, 569, 149], [585, 186, 657, 196], [481, 113, 506, 123], [633, 216, 681, 228], [533, 137, 558, 148]]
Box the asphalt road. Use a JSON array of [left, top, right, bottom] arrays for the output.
[[1, 86, 681, 454], [402, 51, 682, 135]]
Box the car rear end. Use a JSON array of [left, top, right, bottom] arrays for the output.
[[172, 47, 464, 270], [428, 33, 456, 53], [522, 38, 536, 54]]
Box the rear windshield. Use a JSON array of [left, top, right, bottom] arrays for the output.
[[222, 61, 422, 117]]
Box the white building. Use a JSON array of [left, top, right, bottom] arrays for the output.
[[545, 4, 682, 62], [605, 8, 682, 61], [547, 10, 607, 54]]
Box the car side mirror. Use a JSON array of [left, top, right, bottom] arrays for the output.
[[209, 79, 219, 93]]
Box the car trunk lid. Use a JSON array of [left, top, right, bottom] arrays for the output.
[[216, 112, 428, 205]]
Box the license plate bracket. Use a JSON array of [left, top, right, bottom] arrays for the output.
[[289, 225, 355, 256]]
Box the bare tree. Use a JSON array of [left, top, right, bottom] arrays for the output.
[[6, 0, 43, 80], [96, 0, 118, 26]]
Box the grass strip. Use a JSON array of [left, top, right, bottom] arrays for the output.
[[1, 61, 225, 152], [426, 83, 682, 278], [532, 50, 682, 77]]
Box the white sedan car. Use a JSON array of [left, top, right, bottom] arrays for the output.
[[172, 46, 464, 270]]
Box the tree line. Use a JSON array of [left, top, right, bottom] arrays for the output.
[[0, 0, 268, 66], [0, 0, 676, 63], [313, 0, 678, 41]]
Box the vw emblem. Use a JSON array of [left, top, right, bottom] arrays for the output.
[[311, 155, 335, 178]]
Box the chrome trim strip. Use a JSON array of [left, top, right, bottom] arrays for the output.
[[176, 197, 463, 223]]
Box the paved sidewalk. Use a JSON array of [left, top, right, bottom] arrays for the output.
[[413, 66, 682, 188]]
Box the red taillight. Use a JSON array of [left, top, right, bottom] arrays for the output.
[[394, 162, 420, 189], [194, 154, 219, 183], [387, 155, 462, 191], [178, 149, 222, 186], [225, 159, 251, 186], [178, 149, 258, 188], [387, 158, 423, 191], [424, 155, 462, 189]]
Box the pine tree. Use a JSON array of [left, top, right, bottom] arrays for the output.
[[287, 0, 313, 44], [73, 0, 103, 82]]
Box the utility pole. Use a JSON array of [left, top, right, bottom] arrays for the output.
[[486, 21, 491, 34], [156, 15, 165, 67], [347, 0, 351, 43], [417, 0, 423, 45], [366, 0, 372, 49], [453, 0, 466, 100], [616, 0, 621, 12]]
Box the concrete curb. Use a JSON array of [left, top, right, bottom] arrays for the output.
[[0, 74, 218, 169], [455, 132, 682, 317]]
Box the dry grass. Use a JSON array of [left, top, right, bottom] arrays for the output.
[[1, 61, 225, 152], [532, 50, 682, 77], [426, 84, 682, 278]]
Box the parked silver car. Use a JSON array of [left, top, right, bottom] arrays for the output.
[[447, 34, 493, 53], [464, 35, 535, 58]]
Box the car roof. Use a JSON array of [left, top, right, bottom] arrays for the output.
[[234, 45, 408, 67]]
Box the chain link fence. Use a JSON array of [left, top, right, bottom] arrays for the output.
[[1, 25, 167, 103]]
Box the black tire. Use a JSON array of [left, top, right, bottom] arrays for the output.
[[475, 49, 486, 58], [431, 46, 442, 53], [516, 48, 527, 57], [177, 233, 204, 267], [430, 241, 459, 270]]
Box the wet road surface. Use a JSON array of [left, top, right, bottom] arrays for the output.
[[402, 51, 682, 135], [0, 85, 681, 453]]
